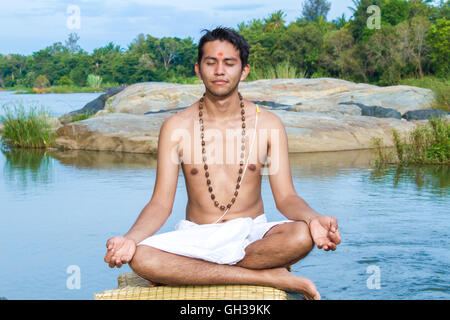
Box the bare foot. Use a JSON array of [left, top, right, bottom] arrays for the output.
[[265, 267, 321, 300], [146, 279, 164, 287]]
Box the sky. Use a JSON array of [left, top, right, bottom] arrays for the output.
[[0, 0, 359, 55]]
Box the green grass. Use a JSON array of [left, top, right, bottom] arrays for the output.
[[0, 103, 55, 149], [246, 60, 307, 81], [87, 74, 103, 88], [12, 86, 106, 94], [164, 76, 202, 84], [371, 115, 450, 167], [69, 111, 96, 122], [398, 76, 450, 113], [6, 81, 122, 94]]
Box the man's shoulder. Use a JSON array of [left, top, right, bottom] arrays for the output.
[[161, 103, 197, 130], [250, 102, 285, 130]]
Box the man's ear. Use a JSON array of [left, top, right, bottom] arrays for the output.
[[240, 64, 250, 82], [194, 63, 203, 81]]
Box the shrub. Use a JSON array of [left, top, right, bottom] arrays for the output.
[[87, 74, 103, 88], [34, 75, 50, 88], [57, 76, 74, 86], [371, 115, 450, 167], [0, 103, 55, 149]]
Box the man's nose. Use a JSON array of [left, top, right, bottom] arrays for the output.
[[214, 62, 225, 75]]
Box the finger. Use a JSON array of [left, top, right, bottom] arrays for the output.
[[107, 238, 116, 250], [329, 243, 337, 251], [333, 230, 342, 245], [104, 249, 115, 263], [115, 258, 123, 268], [323, 245, 329, 251], [328, 231, 340, 244], [330, 217, 338, 232]]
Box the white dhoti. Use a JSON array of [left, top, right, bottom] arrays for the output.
[[138, 214, 294, 265]]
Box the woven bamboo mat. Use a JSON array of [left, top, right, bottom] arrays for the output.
[[94, 272, 296, 300]]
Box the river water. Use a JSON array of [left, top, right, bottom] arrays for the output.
[[0, 92, 448, 300]]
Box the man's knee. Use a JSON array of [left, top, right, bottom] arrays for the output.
[[129, 245, 161, 276], [284, 221, 314, 255]]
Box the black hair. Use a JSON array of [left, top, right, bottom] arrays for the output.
[[197, 27, 250, 70]]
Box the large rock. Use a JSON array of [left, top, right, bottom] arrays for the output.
[[55, 113, 169, 153], [55, 78, 436, 154], [402, 109, 449, 120], [55, 110, 422, 154], [104, 78, 435, 117], [59, 86, 127, 124]]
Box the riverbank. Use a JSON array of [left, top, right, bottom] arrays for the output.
[[2, 78, 449, 156], [8, 86, 106, 94]]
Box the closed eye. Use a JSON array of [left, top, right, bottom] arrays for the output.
[[206, 62, 235, 67]]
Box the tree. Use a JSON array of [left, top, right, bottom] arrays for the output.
[[427, 17, 450, 76], [156, 37, 181, 71], [364, 24, 404, 84], [65, 33, 81, 54], [263, 10, 287, 31], [333, 14, 348, 29], [320, 28, 355, 77], [34, 74, 50, 88], [274, 23, 324, 76], [382, 0, 410, 26], [301, 0, 331, 21], [397, 16, 431, 78], [348, 0, 385, 42]]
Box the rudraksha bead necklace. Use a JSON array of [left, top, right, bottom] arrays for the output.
[[198, 92, 246, 212]]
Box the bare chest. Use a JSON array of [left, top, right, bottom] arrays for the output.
[[178, 116, 268, 192]]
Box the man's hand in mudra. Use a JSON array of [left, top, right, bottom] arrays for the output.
[[309, 215, 341, 251], [104, 236, 136, 268]]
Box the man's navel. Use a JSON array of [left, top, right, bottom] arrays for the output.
[[190, 168, 199, 175], [248, 164, 256, 171]]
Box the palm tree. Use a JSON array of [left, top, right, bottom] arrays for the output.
[[263, 10, 287, 31], [348, 0, 362, 19], [333, 13, 348, 29]]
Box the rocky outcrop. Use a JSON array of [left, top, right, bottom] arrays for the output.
[[402, 109, 448, 121], [102, 78, 435, 117], [338, 102, 402, 119], [55, 110, 423, 154], [55, 78, 442, 154], [59, 86, 127, 124], [55, 113, 168, 153]]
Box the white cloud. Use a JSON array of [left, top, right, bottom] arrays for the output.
[[0, 0, 356, 54]]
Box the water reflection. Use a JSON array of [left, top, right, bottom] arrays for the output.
[[2, 148, 448, 194], [287, 149, 379, 178], [368, 165, 449, 196], [49, 149, 157, 169], [2, 148, 54, 190]]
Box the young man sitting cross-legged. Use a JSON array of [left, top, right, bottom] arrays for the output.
[[104, 27, 341, 300]]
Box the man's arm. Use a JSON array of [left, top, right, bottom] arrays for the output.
[[266, 112, 320, 226], [124, 115, 181, 244]]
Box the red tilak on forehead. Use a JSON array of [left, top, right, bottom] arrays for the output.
[[217, 52, 223, 57]]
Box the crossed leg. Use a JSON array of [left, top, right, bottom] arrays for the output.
[[129, 221, 320, 300]]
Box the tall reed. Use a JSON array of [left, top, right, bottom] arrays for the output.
[[0, 103, 55, 149], [87, 74, 103, 88], [371, 115, 450, 167], [246, 60, 307, 81]]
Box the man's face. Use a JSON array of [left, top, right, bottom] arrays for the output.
[[195, 40, 250, 98]]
